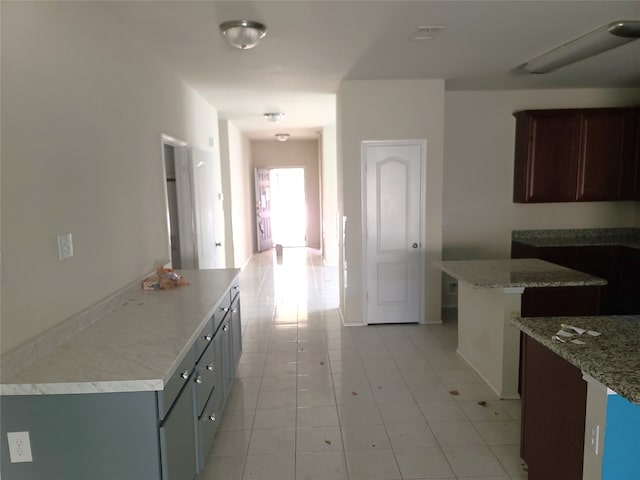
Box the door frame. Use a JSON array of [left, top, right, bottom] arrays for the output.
[[270, 166, 308, 248], [160, 133, 195, 269], [360, 139, 427, 325]]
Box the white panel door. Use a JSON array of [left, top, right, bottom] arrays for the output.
[[191, 147, 220, 269], [364, 141, 424, 324]]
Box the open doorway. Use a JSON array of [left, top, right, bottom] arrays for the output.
[[162, 135, 197, 270], [270, 168, 307, 247]]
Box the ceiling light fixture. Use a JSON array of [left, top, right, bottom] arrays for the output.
[[264, 112, 285, 123], [522, 19, 640, 74], [219, 20, 267, 50], [275, 133, 289, 142]]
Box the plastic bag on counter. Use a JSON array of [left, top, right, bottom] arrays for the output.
[[142, 266, 189, 290]]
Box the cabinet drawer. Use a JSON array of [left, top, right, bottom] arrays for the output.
[[194, 341, 219, 416], [158, 348, 194, 420], [230, 278, 240, 303], [196, 386, 224, 472], [213, 292, 233, 332], [194, 317, 215, 363]]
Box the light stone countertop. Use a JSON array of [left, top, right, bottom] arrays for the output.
[[513, 315, 640, 405], [512, 227, 640, 249], [436, 258, 607, 289], [0, 269, 240, 396]]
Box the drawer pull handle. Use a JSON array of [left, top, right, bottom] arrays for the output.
[[223, 324, 229, 332], [220, 307, 229, 313], [180, 370, 190, 380], [195, 375, 203, 384], [206, 364, 215, 371], [205, 335, 213, 342], [208, 414, 216, 422]]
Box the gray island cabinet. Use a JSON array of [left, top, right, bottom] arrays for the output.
[[0, 269, 241, 480]]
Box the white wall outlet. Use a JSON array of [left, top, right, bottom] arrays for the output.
[[7, 431, 33, 463], [57, 233, 73, 260]]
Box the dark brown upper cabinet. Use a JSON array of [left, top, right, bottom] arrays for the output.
[[513, 107, 638, 203]]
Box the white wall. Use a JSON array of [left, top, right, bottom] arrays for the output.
[[442, 88, 640, 306], [337, 79, 444, 325], [218, 121, 235, 268], [321, 124, 339, 266], [251, 140, 322, 249], [219, 120, 254, 269], [1, 3, 222, 354]]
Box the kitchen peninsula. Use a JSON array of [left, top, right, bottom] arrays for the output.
[[0, 269, 242, 480], [513, 314, 640, 480], [436, 259, 605, 399]]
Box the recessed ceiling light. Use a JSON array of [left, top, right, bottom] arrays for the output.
[[264, 112, 285, 123], [275, 133, 290, 142], [411, 25, 445, 41]]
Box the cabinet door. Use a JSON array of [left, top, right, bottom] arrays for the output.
[[521, 335, 587, 479], [617, 247, 640, 313], [159, 383, 197, 480], [634, 110, 640, 199], [196, 385, 224, 472], [219, 316, 234, 395], [577, 111, 629, 201], [514, 111, 580, 202], [231, 297, 242, 370]]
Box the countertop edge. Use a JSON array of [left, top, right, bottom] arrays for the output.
[[0, 379, 164, 396]]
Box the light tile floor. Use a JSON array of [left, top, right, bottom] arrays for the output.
[[199, 248, 528, 480]]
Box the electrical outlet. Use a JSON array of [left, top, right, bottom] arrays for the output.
[[57, 233, 73, 260], [590, 424, 600, 455], [7, 431, 33, 463], [447, 281, 458, 295]]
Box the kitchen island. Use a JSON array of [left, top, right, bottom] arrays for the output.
[[436, 259, 605, 399], [0, 269, 242, 480], [513, 315, 640, 480]]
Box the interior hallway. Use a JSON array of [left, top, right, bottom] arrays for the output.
[[200, 248, 527, 480]]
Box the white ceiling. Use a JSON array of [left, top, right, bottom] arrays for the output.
[[102, 1, 640, 140]]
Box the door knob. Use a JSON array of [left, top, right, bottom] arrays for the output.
[[215, 242, 222, 247], [412, 243, 418, 249]]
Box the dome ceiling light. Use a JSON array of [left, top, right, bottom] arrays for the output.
[[219, 20, 267, 50], [275, 133, 290, 142]]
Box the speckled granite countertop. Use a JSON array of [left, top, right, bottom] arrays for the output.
[[0, 269, 240, 396], [513, 227, 640, 248], [436, 259, 606, 289], [513, 315, 640, 405]]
